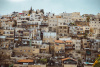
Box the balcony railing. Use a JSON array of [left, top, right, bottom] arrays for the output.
[[41, 23, 48, 25]]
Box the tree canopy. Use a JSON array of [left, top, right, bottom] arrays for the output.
[[93, 56, 100, 67]]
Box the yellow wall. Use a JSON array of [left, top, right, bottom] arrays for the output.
[[13, 64, 46, 67], [64, 64, 77, 67]]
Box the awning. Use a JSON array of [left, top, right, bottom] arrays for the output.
[[84, 62, 93, 65], [18, 59, 33, 63]]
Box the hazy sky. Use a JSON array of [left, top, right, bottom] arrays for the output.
[[0, 0, 100, 15]]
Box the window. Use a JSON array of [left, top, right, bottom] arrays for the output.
[[61, 47, 63, 49], [56, 47, 58, 49], [75, 54, 78, 56], [60, 27, 62, 29], [63, 23, 66, 25], [60, 34, 62, 36], [64, 34, 67, 36], [43, 46, 45, 48], [80, 28, 83, 30], [64, 27, 66, 29], [24, 50, 26, 52]]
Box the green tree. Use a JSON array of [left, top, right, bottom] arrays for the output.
[[29, 7, 32, 14], [94, 62, 100, 67], [40, 58, 47, 64], [77, 59, 83, 67], [86, 16, 90, 22], [13, 20, 17, 27], [40, 9, 44, 14], [84, 33, 87, 38], [36, 10, 38, 14], [93, 56, 100, 67]]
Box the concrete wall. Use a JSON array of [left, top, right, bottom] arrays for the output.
[[13, 64, 46, 67], [54, 44, 65, 52], [43, 32, 56, 43], [14, 46, 40, 56], [84, 65, 93, 67], [64, 64, 77, 67]]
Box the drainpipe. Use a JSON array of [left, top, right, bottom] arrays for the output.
[[30, 38, 31, 47]]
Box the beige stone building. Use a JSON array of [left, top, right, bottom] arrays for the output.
[[72, 12, 86, 21], [0, 18, 15, 49], [60, 12, 86, 22], [54, 40, 65, 58], [0, 19, 14, 40], [57, 18, 69, 38], [13, 46, 40, 57], [76, 26, 90, 38], [48, 16, 58, 32], [82, 39, 89, 49], [89, 14, 100, 39], [0, 49, 12, 59], [72, 39, 81, 51], [69, 50, 82, 59], [90, 20, 100, 35], [40, 23, 48, 32], [43, 32, 56, 43], [40, 44, 49, 53], [75, 21, 89, 26]]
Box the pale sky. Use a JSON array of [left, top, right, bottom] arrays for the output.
[[0, 0, 100, 15]]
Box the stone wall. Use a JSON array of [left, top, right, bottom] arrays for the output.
[[64, 64, 77, 67]]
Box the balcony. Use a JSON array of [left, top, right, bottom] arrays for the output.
[[56, 50, 65, 54], [3, 34, 14, 36], [57, 56, 65, 58], [40, 47, 46, 50], [27, 23, 38, 25], [22, 36, 29, 38], [0, 36, 6, 39], [22, 42, 27, 44], [40, 23, 48, 26], [65, 46, 74, 50], [22, 39, 30, 41], [6, 38, 14, 39], [63, 23, 67, 25]]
